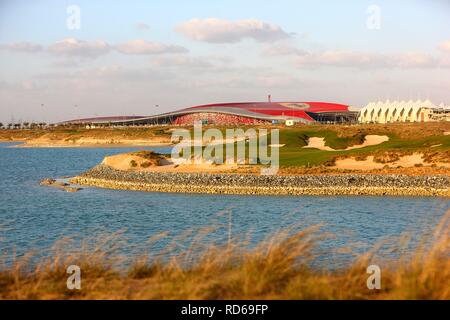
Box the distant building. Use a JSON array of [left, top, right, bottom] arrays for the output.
[[358, 100, 450, 123], [59, 101, 359, 126]]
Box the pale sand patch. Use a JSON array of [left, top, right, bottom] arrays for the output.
[[302, 137, 335, 151], [102, 153, 240, 173], [102, 153, 156, 171], [334, 156, 384, 170], [444, 132, 450, 136], [303, 135, 389, 151], [269, 144, 285, 147], [21, 136, 171, 147], [346, 135, 389, 150], [334, 153, 450, 170], [431, 144, 443, 148]]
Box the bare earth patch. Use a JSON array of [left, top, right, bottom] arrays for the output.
[[303, 135, 389, 151], [20, 136, 171, 148], [334, 153, 450, 171]]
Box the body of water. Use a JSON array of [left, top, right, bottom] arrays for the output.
[[0, 142, 448, 267]]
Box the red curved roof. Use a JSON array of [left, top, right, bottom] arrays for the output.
[[58, 101, 352, 124], [183, 102, 350, 121]]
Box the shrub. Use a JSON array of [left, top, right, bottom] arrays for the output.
[[140, 161, 151, 168]]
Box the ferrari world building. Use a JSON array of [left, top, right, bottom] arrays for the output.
[[358, 100, 450, 124], [60, 101, 359, 126]]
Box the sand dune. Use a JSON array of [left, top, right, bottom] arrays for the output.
[[334, 153, 450, 170], [303, 135, 389, 151]]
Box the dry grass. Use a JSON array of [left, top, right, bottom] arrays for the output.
[[1, 122, 449, 143], [314, 122, 450, 140], [0, 212, 449, 300], [0, 127, 173, 144]]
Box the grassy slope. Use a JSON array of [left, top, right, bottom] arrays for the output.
[[277, 124, 450, 167], [0, 127, 173, 142], [184, 122, 450, 167]]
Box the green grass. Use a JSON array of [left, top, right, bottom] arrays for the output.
[[180, 126, 450, 167], [277, 128, 450, 167]]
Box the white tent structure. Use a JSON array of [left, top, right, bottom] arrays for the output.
[[358, 100, 449, 123]]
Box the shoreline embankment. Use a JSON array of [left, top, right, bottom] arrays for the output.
[[70, 165, 450, 197]]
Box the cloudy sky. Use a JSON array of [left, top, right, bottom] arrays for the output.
[[0, 0, 449, 123]]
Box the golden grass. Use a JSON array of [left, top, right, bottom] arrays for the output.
[[0, 212, 449, 300]]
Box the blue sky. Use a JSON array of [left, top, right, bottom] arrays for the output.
[[0, 0, 449, 123]]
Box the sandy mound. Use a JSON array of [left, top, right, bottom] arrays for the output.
[[334, 153, 450, 171], [101, 150, 243, 173], [303, 135, 389, 151], [102, 151, 169, 171]]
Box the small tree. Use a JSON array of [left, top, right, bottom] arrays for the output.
[[0, 122, 4, 129], [23, 122, 29, 129]]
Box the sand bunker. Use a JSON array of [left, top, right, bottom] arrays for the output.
[[334, 153, 450, 170], [303, 135, 389, 151], [102, 151, 242, 173]]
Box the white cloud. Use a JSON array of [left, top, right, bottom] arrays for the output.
[[263, 43, 306, 56], [0, 41, 42, 53], [46, 38, 187, 58], [48, 38, 110, 58], [392, 52, 438, 68], [264, 43, 449, 69], [176, 18, 291, 43], [302, 51, 441, 69], [136, 22, 150, 31], [439, 40, 450, 53], [115, 40, 188, 54], [151, 56, 214, 69], [268, 49, 443, 69]]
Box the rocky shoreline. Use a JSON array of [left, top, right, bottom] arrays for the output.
[[70, 165, 450, 197]]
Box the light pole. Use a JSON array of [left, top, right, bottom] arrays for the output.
[[41, 103, 45, 127], [74, 104, 80, 127]]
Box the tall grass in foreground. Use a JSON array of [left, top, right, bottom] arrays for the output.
[[0, 211, 448, 300]]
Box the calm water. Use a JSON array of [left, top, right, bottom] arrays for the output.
[[0, 142, 449, 267]]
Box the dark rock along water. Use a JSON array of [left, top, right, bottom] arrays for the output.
[[0, 142, 449, 267]]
